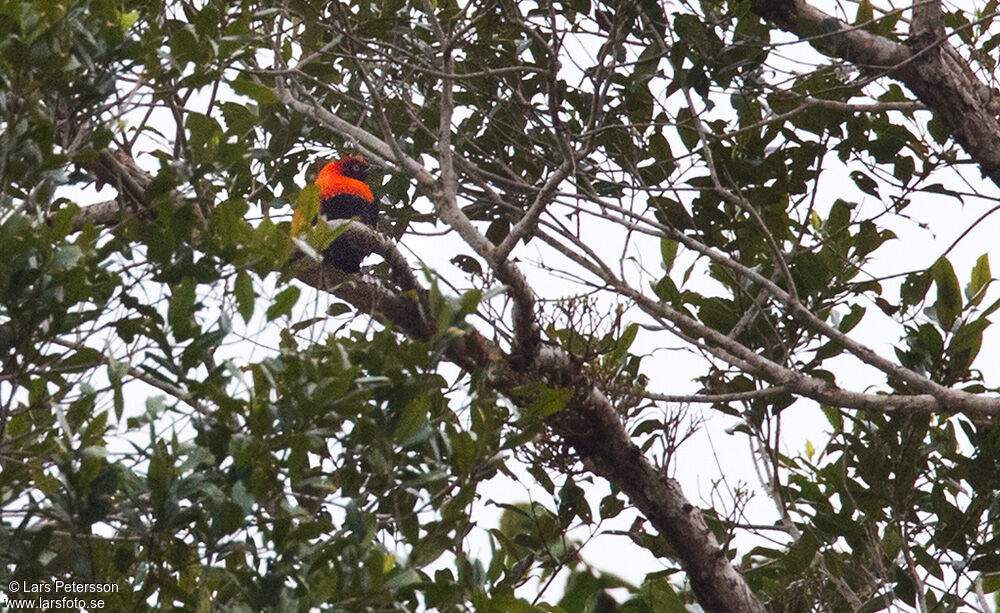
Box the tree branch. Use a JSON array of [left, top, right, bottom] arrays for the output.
[[532, 224, 1000, 418], [750, 0, 1000, 186], [63, 143, 765, 613]]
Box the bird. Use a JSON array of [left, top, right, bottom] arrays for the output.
[[311, 156, 379, 273]]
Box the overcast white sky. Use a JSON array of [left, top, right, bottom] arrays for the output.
[[30, 1, 1000, 607]]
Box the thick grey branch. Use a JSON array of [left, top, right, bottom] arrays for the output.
[[72, 143, 763, 613], [534, 225, 1000, 418], [910, 0, 944, 45], [750, 0, 1000, 186], [529, 346, 765, 613]]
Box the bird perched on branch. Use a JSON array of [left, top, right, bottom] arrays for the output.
[[301, 156, 379, 273]]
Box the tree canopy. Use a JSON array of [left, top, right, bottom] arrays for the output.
[[4, 0, 1000, 611]]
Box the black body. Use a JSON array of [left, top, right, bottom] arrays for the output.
[[321, 193, 379, 273]]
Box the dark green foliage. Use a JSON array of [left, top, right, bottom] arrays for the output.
[[2, 0, 1000, 610]]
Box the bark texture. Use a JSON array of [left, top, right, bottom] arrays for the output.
[[71, 149, 767, 613], [750, 0, 1000, 186]]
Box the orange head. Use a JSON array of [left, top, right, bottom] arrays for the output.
[[315, 156, 373, 202]]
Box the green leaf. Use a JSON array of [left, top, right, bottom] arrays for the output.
[[186, 112, 223, 162], [231, 76, 278, 105], [641, 577, 687, 612], [698, 297, 737, 333], [792, 251, 831, 295], [930, 257, 962, 331], [559, 479, 592, 525], [850, 171, 880, 198], [609, 322, 639, 365], [512, 384, 571, 423], [485, 218, 509, 244], [660, 238, 678, 273], [967, 253, 991, 306], [673, 14, 721, 57], [675, 106, 701, 151], [383, 568, 422, 591], [839, 305, 865, 333], [946, 318, 989, 373], [982, 572, 1000, 593], [221, 102, 258, 135], [451, 254, 482, 275], [969, 554, 1000, 573], [854, 0, 874, 25], [234, 270, 254, 323], [119, 9, 139, 30], [291, 184, 321, 239], [395, 395, 430, 444], [599, 494, 625, 520], [168, 277, 198, 340], [266, 286, 300, 321], [52, 245, 83, 270], [652, 276, 680, 303], [457, 288, 482, 317], [901, 271, 932, 309], [211, 199, 250, 249], [107, 356, 127, 420]]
